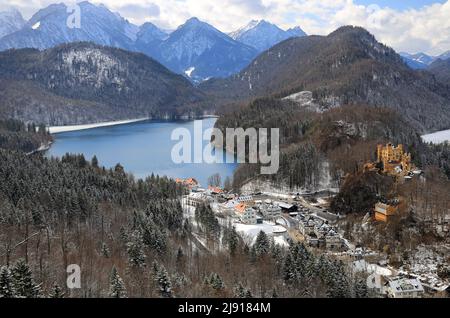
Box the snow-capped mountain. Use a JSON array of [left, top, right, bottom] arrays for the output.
[[136, 23, 167, 43], [0, 2, 138, 51], [230, 20, 306, 52], [400, 52, 435, 69], [437, 50, 450, 60], [0, 8, 25, 39], [286, 26, 307, 38], [150, 17, 258, 81], [0, 3, 258, 81], [399, 51, 450, 69]]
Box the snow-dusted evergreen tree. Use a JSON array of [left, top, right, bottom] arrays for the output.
[[224, 226, 239, 255], [234, 282, 252, 298], [48, 283, 65, 298], [282, 251, 294, 282], [0, 266, 15, 298], [326, 261, 351, 298], [253, 231, 270, 257], [234, 283, 247, 298], [354, 278, 368, 298], [155, 265, 172, 298], [109, 267, 127, 298], [101, 242, 111, 258], [207, 273, 225, 291], [151, 260, 160, 278], [126, 230, 146, 268], [11, 259, 41, 298], [172, 272, 189, 288]]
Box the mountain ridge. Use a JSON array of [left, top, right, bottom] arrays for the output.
[[0, 42, 205, 125], [202, 26, 450, 132]]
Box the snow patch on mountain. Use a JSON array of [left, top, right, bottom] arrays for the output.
[[184, 67, 195, 78], [60, 48, 125, 89], [31, 21, 41, 30]]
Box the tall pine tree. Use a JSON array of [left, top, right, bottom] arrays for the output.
[[155, 265, 172, 298], [0, 266, 15, 298], [11, 260, 41, 298], [109, 267, 127, 298]]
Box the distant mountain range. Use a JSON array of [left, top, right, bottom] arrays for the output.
[[400, 51, 450, 69], [201, 26, 450, 132], [0, 1, 305, 82], [146, 18, 259, 82], [0, 43, 204, 125], [428, 58, 450, 87], [0, 8, 25, 39], [229, 20, 306, 52]]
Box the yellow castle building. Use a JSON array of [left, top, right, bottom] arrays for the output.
[[376, 143, 412, 176]]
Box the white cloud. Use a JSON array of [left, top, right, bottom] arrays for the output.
[[1, 0, 450, 55]]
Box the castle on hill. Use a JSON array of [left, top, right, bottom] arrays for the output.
[[365, 143, 414, 177]]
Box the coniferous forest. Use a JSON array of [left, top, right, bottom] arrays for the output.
[[0, 120, 366, 298]]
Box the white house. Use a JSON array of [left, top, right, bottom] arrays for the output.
[[235, 203, 257, 224], [385, 278, 424, 298]]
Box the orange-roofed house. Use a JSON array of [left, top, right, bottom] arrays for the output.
[[235, 203, 257, 224], [208, 186, 224, 195], [176, 178, 200, 190]]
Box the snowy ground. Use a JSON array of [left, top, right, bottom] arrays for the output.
[[234, 221, 289, 247], [48, 118, 150, 134], [422, 129, 450, 144]]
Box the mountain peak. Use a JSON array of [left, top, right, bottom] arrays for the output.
[[286, 26, 307, 37], [177, 17, 216, 32], [230, 19, 305, 52], [185, 17, 202, 25], [0, 7, 26, 39]]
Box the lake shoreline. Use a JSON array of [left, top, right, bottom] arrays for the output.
[[48, 115, 220, 134], [45, 118, 237, 187], [48, 118, 151, 134]]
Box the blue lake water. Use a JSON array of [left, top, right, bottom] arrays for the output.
[[46, 118, 237, 187]]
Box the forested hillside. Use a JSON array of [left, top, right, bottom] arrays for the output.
[[428, 58, 450, 87], [0, 119, 51, 153], [204, 26, 450, 132], [0, 43, 206, 125], [0, 122, 365, 298], [216, 98, 450, 190]]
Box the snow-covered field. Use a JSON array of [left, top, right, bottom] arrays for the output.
[[48, 118, 149, 134], [422, 129, 450, 144], [234, 221, 289, 247]]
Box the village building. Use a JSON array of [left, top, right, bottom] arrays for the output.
[[187, 192, 209, 207], [259, 203, 282, 220], [385, 278, 424, 298], [208, 186, 224, 195], [374, 198, 405, 222], [234, 203, 257, 224], [298, 215, 346, 251], [275, 201, 298, 213], [235, 195, 254, 205], [176, 177, 200, 190]]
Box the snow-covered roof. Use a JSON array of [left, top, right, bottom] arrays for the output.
[[389, 278, 424, 293]]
